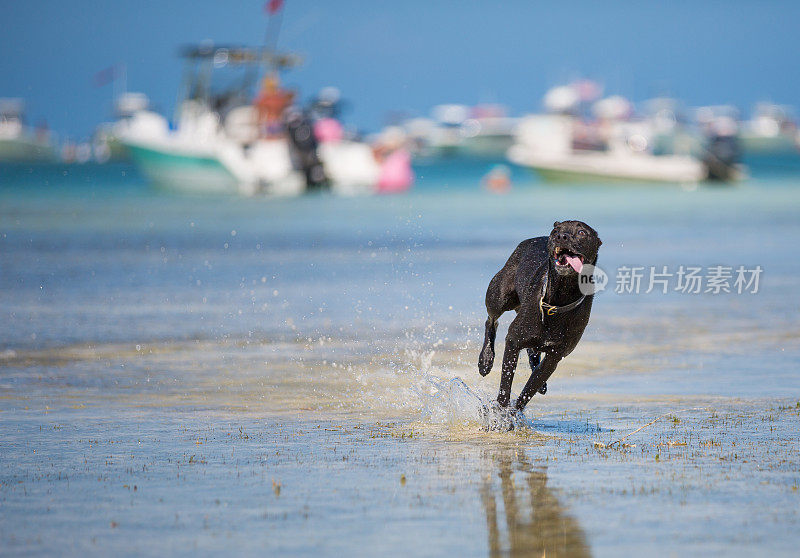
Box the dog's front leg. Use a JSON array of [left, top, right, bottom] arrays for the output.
[[478, 317, 498, 377], [514, 353, 562, 411], [497, 338, 521, 407]]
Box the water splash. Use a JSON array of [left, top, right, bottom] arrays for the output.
[[400, 350, 521, 429], [345, 348, 539, 431]]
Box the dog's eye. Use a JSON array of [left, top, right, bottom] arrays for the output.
[[578, 229, 587, 237]]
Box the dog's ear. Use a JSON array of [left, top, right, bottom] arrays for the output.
[[597, 236, 602, 247], [553, 221, 561, 228]]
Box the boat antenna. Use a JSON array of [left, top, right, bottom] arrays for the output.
[[243, 1, 286, 93], [264, 0, 285, 69]]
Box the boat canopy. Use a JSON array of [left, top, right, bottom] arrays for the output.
[[179, 44, 302, 69], [173, 43, 302, 124], [0, 98, 25, 118]]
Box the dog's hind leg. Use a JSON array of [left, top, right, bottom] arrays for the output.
[[478, 317, 498, 377], [480, 266, 518, 377], [514, 353, 562, 411], [526, 348, 540, 370], [526, 349, 547, 395]]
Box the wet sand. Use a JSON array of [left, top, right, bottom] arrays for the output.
[[1, 335, 799, 556]]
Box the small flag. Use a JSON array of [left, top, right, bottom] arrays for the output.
[[93, 66, 117, 87], [265, 0, 284, 15]]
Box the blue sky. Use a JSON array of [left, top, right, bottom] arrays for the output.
[[3, 1, 799, 138]]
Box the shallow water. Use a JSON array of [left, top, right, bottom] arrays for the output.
[[1, 161, 800, 555]]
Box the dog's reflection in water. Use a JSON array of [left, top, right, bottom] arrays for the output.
[[480, 450, 590, 558]]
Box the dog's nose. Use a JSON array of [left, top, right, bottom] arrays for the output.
[[557, 232, 571, 241]]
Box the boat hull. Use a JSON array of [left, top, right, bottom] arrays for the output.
[[123, 132, 381, 196], [534, 167, 680, 183], [125, 141, 240, 194], [0, 138, 57, 163], [508, 147, 707, 184]]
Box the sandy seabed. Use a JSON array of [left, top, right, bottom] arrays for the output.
[[1, 336, 798, 556]]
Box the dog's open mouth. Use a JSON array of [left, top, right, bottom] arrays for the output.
[[553, 247, 584, 273]]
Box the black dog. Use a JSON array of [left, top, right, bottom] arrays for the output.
[[478, 220, 602, 415]]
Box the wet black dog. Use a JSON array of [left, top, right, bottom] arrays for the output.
[[479, 220, 602, 418]]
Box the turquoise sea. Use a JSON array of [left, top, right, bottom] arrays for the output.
[[1, 158, 799, 555]]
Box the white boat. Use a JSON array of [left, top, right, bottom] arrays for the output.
[[509, 86, 709, 183], [400, 104, 518, 159], [738, 103, 800, 155], [508, 113, 708, 183], [118, 45, 382, 196], [0, 99, 58, 163], [642, 97, 705, 157], [92, 93, 152, 163]]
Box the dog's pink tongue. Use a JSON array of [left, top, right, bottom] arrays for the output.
[[565, 255, 583, 273]]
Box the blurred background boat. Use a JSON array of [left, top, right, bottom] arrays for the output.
[[0, 98, 58, 163], [508, 83, 745, 183], [91, 92, 151, 163], [641, 96, 704, 157], [119, 44, 408, 196], [738, 102, 800, 156], [508, 113, 708, 183], [390, 104, 518, 160]]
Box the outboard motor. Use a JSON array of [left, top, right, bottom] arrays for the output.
[[284, 108, 328, 191], [703, 117, 741, 181]]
